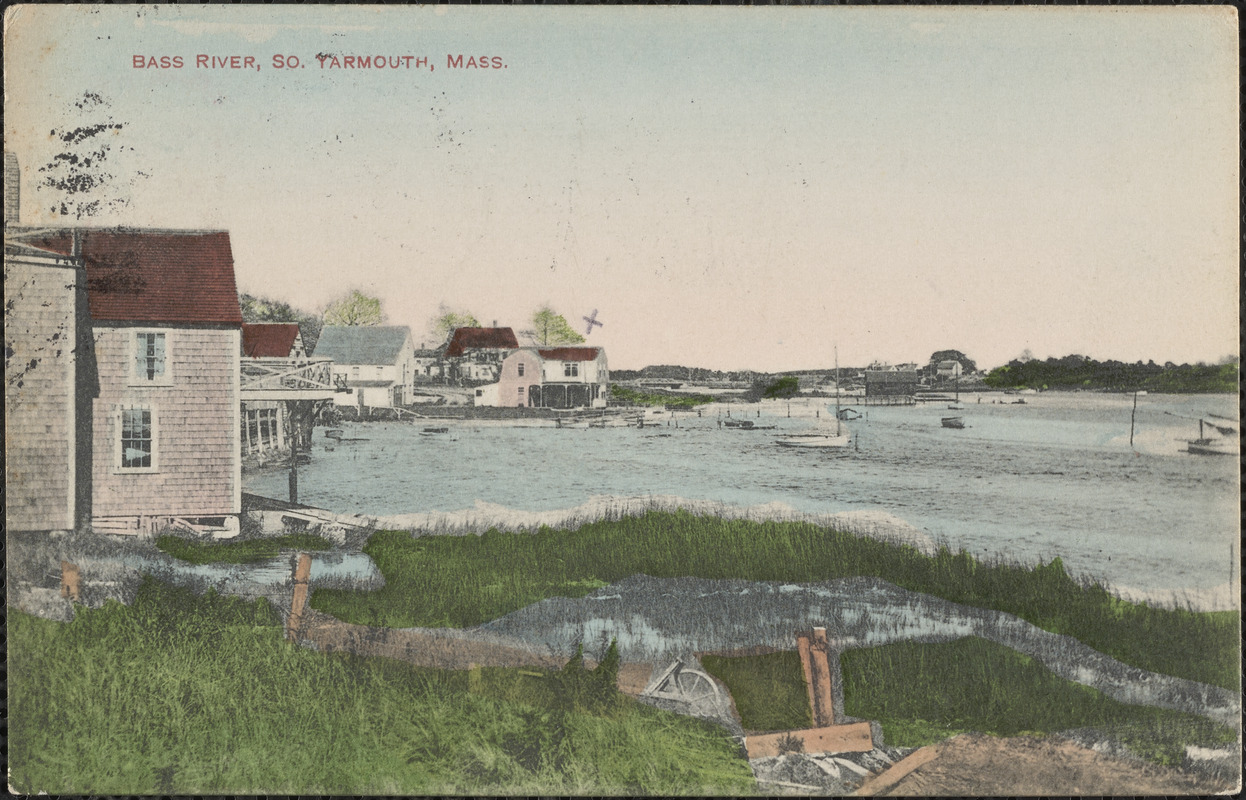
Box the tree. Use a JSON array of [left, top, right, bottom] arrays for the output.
[[39, 92, 144, 219], [928, 349, 977, 375], [525, 305, 586, 346], [763, 375, 800, 399], [323, 290, 385, 326], [430, 304, 480, 341], [239, 292, 324, 353]]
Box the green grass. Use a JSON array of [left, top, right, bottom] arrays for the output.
[[702, 638, 1236, 767], [701, 651, 812, 733], [309, 512, 1238, 690], [8, 577, 755, 795], [610, 385, 714, 407], [156, 532, 332, 564]]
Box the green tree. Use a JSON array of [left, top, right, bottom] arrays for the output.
[[763, 375, 800, 399], [430, 304, 480, 341], [323, 290, 385, 326], [526, 305, 586, 346]]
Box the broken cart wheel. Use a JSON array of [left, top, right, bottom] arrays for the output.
[[643, 658, 724, 709]]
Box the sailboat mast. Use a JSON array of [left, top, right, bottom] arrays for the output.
[[835, 347, 842, 436]]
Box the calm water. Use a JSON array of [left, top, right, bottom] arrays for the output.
[[246, 393, 1239, 598]]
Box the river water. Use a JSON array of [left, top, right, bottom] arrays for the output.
[[244, 392, 1238, 604]]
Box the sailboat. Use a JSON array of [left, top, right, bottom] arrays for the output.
[[776, 349, 851, 448], [1185, 418, 1240, 456], [947, 371, 963, 410]]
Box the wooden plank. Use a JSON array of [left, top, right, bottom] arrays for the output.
[[796, 633, 818, 721], [850, 745, 938, 796], [797, 628, 836, 727], [809, 627, 836, 726], [744, 722, 874, 759]]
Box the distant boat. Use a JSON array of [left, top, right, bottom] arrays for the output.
[[420, 427, 450, 435], [1185, 419, 1239, 456], [776, 348, 851, 449], [941, 416, 965, 429]]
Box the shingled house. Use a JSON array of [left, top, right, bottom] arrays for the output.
[[240, 323, 306, 458], [313, 325, 416, 408], [442, 326, 519, 384], [6, 226, 244, 535], [4, 236, 91, 532]]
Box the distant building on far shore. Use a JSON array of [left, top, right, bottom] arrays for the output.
[[475, 346, 609, 409], [442, 326, 520, 384], [864, 369, 919, 397], [314, 325, 416, 408]]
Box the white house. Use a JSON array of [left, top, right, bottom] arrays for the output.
[[312, 325, 417, 408]]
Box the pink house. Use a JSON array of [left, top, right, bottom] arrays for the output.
[[492, 348, 543, 407], [480, 346, 609, 409]]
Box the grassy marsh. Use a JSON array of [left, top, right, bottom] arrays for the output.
[[8, 578, 755, 795], [702, 637, 1236, 767], [309, 512, 1238, 689]]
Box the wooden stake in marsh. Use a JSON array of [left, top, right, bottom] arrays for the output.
[[743, 627, 875, 759], [286, 551, 312, 642], [60, 560, 81, 602], [797, 627, 836, 727]]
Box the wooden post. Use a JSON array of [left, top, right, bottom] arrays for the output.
[[286, 552, 312, 641], [1129, 390, 1138, 447], [796, 627, 836, 727], [60, 560, 81, 602]]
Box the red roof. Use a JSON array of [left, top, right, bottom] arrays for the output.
[[538, 347, 601, 361], [242, 323, 301, 357], [444, 327, 519, 357], [27, 229, 242, 325]]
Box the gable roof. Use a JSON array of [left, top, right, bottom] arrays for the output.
[[242, 323, 301, 358], [537, 347, 601, 362], [21, 228, 242, 325], [444, 327, 519, 357], [312, 325, 412, 365]]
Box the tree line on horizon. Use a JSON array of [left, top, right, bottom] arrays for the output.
[[983, 354, 1238, 393]]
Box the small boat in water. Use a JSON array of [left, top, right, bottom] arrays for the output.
[[420, 427, 450, 435], [1185, 419, 1239, 456], [775, 348, 851, 449], [941, 416, 965, 429]]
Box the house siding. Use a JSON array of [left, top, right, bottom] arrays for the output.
[[497, 350, 544, 407], [4, 254, 79, 531], [91, 325, 238, 517]]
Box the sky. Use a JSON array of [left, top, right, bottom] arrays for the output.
[[3, 5, 1239, 372]]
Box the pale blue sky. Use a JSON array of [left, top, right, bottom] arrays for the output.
[[4, 5, 1238, 371]]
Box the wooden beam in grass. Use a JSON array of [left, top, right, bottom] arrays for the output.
[[743, 721, 874, 759]]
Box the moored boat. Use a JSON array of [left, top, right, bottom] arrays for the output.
[[941, 416, 965, 429]]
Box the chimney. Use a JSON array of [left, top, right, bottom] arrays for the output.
[[4, 151, 19, 226]]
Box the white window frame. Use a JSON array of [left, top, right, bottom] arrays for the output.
[[564, 362, 579, 378], [130, 330, 174, 386], [115, 403, 159, 473], [517, 362, 525, 377]]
